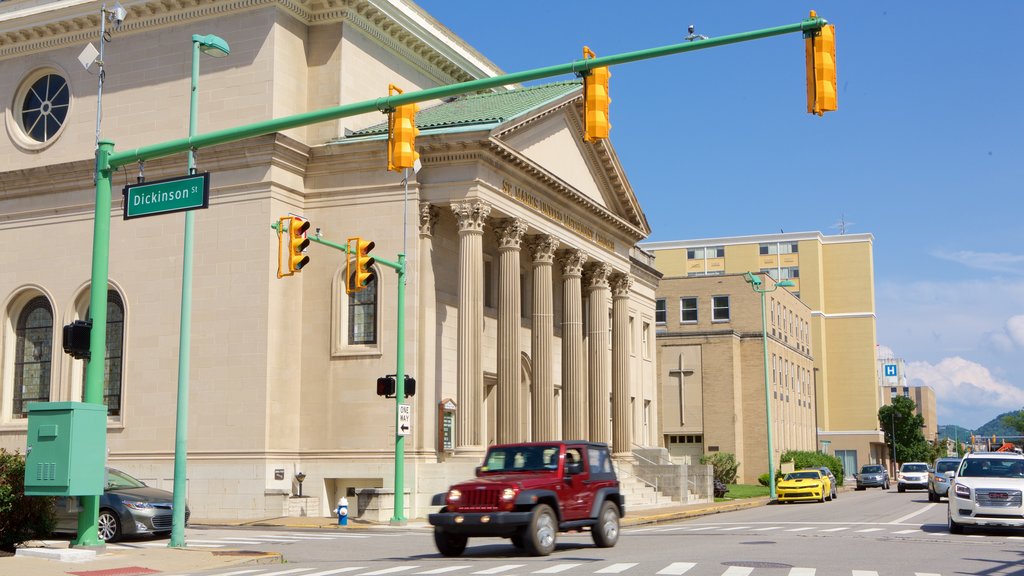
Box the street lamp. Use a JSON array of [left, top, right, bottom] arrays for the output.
[[744, 271, 795, 501], [170, 33, 230, 550]]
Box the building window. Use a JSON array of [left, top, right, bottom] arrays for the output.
[[81, 291, 125, 416], [680, 297, 697, 323], [711, 295, 730, 322], [642, 321, 650, 359], [687, 246, 724, 259], [349, 274, 377, 344], [761, 267, 800, 281], [759, 242, 798, 255], [655, 298, 666, 325], [15, 71, 70, 145], [14, 296, 53, 418]]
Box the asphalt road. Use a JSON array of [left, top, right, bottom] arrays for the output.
[[138, 487, 1023, 575]]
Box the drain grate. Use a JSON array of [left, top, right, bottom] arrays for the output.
[[723, 561, 794, 569]]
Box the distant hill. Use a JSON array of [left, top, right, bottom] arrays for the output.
[[939, 411, 1021, 443]]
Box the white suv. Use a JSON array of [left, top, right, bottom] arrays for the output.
[[897, 462, 930, 492], [948, 452, 1024, 534]]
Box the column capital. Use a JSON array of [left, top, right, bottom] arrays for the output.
[[584, 262, 612, 292], [610, 272, 633, 298], [419, 202, 440, 238], [494, 218, 528, 251], [451, 200, 491, 234], [558, 249, 588, 278], [527, 235, 560, 265]]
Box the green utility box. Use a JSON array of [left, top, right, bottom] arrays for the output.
[[24, 402, 106, 496]]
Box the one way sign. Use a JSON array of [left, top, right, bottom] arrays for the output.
[[397, 404, 412, 436]]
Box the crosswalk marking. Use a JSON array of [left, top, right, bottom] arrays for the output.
[[851, 571, 879, 576], [595, 563, 638, 573], [718, 526, 750, 531], [208, 571, 265, 576], [785, 527, 816, 532], [360, 567, 419, 575], [892, 529, 919, 534], [855, 528, 884, 533], [656, 562, 695, 575], [819, 527, 848, 532], [305, 570, 369, 576], [788, 568, 815, 576], [472, 565, 524, 575], [414, 567, 470, 574], [722, 567, 753, 576], [261, 569, 318, 576], [752, 526, 781, 531], [532, 564, 582, 573], [915, 573, 942, 576]]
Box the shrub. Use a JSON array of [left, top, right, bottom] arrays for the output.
[[757, 470, 784, 486], [700, 452, 739, 485], [0, 449, 56, 552], [779, 450, 845, 486]]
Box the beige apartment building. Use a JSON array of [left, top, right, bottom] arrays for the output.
[[657, 273, 815, 483], [643, 232, 887, 477], [0, 0, 660, 520]]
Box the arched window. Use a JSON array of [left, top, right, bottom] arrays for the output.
[[348, 274, 377, 345], [14, 296, 53, 417], [82, 291, 125, 416]]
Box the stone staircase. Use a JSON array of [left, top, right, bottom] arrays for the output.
[[617, 447, 715, 507], [616, 465, 677, 509]]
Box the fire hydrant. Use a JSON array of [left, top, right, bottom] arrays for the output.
[[335, 497, 349, 526]]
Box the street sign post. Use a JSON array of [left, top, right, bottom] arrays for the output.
[[397, 404, 411, 436], [123, 173, 210, 220]]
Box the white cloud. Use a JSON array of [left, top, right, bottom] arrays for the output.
[[876, 344, 895, 359], [907, 357, 1024, 428], [931, 250, 1024, 275], [1007, 315, 1024, 347]]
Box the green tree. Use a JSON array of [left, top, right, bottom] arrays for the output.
[[1001, 409, 1024, 435], [879, 396, 930, 464]]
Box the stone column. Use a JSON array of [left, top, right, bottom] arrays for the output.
[[494, 218, 527, 444], [417, 202, 440, 454], [610, 272, 633, 456], [527, 235, 559, 441], [559, 250, 588, 440], [451, 201, 490, 448], [585, 262, 611, 444]]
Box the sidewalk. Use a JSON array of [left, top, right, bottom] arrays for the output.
[[2, 497, 768, 576]]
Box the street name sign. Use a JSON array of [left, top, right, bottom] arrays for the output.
[[123, 173, 210, 220], [398, 404, 412, 436]]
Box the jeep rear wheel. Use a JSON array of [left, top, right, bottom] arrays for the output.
[[525, 504, 557, 556], [591, 500, 619, 548], [434, 528, 468, 557]]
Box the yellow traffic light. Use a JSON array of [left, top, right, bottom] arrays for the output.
[[805, 12, 837, 116], [388, 84, 419, 172], [346, 236, 376, 294], [582, 46, 611, 141], [288, 217, 310, 273]]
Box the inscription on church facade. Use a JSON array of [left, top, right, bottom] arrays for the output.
[[501, 180, 615, 251]]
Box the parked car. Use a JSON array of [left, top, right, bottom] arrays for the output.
[[776, 469, 831, 503], [929, 457, 962, 502], [854, 464, 890, 490], [54, 467, 189, 542], [948, 451, 1024, 534], [811, 466, 839, 500], [897, 462, 930, 492], [428, 441, 623, 556]]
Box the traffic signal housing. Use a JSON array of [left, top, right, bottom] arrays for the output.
[[377, 376, 396, 398], [404, 375, 416, 398], [805, 12, 837, 116], [388, 84, 419, 171], [582, 46, 611, 141], [288, 217, 310, 273], [346, 236, 376, 294]]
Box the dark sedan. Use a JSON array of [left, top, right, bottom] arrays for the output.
[[54, 468, 189, 542], [854, 464, 890, 490]]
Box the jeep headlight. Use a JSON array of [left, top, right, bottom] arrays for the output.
[[501, 488, 517, 501], [447, 489, 462, 503], [953, 483, 971, 499]]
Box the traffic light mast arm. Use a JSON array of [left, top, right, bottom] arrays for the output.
[[269, 221, 402, 271], [108, 15, 827, 170]]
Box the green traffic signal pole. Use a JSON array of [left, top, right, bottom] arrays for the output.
[[86, 15, 827, 538]]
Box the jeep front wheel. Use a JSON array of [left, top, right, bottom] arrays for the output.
[[524, 504, 557, 556], [434, 528, 468, 557], [591, 500, 619, 548]]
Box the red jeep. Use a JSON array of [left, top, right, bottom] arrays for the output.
[[428, 441, 624, 556]]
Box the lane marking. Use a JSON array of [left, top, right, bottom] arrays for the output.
[[595, 563, 638, 573], [656, 562, 696, 575], [888, 503, 936, 524]]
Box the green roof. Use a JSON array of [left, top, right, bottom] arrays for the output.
[[343, 80, 581, 139]]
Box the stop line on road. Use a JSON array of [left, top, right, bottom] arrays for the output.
[[627, 523, 1024, 540], [168, 564, 961, 576]]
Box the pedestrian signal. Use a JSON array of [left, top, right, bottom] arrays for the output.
[[377, 376, 396, 397]]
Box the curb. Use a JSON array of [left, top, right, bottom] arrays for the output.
[[623, 497, 770, 527]]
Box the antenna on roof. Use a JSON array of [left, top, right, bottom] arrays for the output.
[[832, 213, 854, 235]]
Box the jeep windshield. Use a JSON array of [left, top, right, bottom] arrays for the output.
[[480, 445, 561, 473]]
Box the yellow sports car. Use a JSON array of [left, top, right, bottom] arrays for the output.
[[777, 469, 833, 503]]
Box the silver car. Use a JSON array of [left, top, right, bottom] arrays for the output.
[[929, 457, 961, 502], [54, 467, 189, 542]]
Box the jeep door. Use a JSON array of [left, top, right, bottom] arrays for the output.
[[562, 445, 592, 520]]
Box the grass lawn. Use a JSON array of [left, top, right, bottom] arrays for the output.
[[717, 483, 770, 501]]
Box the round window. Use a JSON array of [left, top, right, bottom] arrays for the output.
[[20, 73, 69, 142]]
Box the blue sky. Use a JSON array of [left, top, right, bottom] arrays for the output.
[[416, 1, 1024, 429]]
